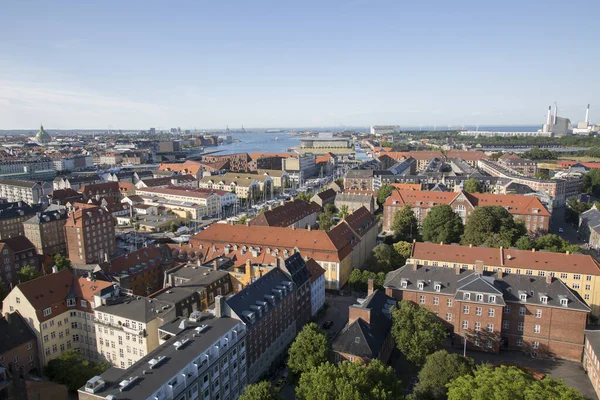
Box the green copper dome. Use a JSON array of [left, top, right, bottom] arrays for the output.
[[35, 125, 51, 144]]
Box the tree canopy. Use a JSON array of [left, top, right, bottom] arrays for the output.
[[287, 323, 329, 377], [17, 265, 40, 283], [376, 184, 395, 206], [461, 206, 526, 248], [296, 360, 403, 400], [421, 205, 464, 244], [583, 169, 600, 197], [447, 364, 585, 400], [296, 191, 311, 202], [44, 351, 109, 391], [515, 236, 535, 250], [53, 254, 72, 271], [239, 381, 283, 400], [348, 269, 386, 292], [393, 241, 413, 261], [522, 147, 558, 160], [391, 300, 447, 366], [391, 204, 419, 241], [535, 234, 580, 254], [410, 350, 474, 400], [463, 178, 482, 194], [338, 204, 350, 219]]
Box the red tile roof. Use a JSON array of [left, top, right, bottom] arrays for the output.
[[411, 242, 600, 275], [250, 200, 321, 227]]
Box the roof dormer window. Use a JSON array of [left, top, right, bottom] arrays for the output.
[[560, 298, 568, 307], [489, 296, 496, 304], [417, 282, 424, 290], [520, 294, 527, 302], [540, 296, 548, 304], [434, 283, 441, 292], [476, 294, 483, 302], [463, 293, 471, 300]]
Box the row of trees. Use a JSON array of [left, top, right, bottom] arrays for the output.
[[44, 351, 110, 391]]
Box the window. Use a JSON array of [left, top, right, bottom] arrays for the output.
[[525, 270, 533, 276], [586, 285, 591, 291], [560, 298, 568, 307], [489, 296, 496, 304], [476, 294, 483, 302], [560, 273, 568, 279], [519, 307, 526, 316], [16, 297, 20, 304], [535, 309, 542, 318], [503, 320, 509, 329], [487, 324, 494, 332], [475, 307, 482, 316], [445, 313, 452, 322], [43, 335, 48, 343], [447, 299, 453, 307], [417, 282, 424, 290], [51, 332, 56, 339], [486, 340, 493, 349], [475, 322, 481, 331], [26, 343, 32, 350], [434, 283, 441, 292], [81, 300, 87, 308], [463, 305, 469, 314], [488, 308, 495, 317], [519, 294, 527, 301], [573, 283, 580, 289], [540, 296, 548, 304], [518, 322, 524, 332], [504, 305, 511, 314], [463, 293, 471, 300], [66, 298, 76, 307], [474, 338, 480, 347], [433, 297, 439, 306], [43, 308, 51, 317], [532, 341, 539, 350], [585, 294, 591, 300], [587, 275, 592, 281], [419, 295, 425, 304], [462, 320, 468, 329], [534, 325, 541, 334], [574, 274, 581, 280]]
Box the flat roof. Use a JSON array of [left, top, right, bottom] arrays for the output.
[[79, 316, 240, 399]]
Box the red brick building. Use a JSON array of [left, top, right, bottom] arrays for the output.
[[202, 153, 252, 172], [64, 204, 116, 264], [78, 182, 121, 202], [0, 311, 39, 378], [384, 264, 590, 361], [383, 189, 551, 234], [0, 236, 40, 288]]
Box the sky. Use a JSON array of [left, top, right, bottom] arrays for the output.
[[1, 0, 599, 130]]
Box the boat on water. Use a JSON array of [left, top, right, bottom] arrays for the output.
[[274, 137, 279, 141]]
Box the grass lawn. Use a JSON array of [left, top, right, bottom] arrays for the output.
[[558, 156, 600, 162]]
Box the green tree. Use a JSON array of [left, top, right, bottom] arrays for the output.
[[371, 244, 395, 273], [287, 323, 329, 377], [391, 300, 447, 366], [522, 147, 558, 160], [53, 254, 72, 271], [583, 169, 600, 197], [515, 236, 535, 250], [534, 170, 551, 180], [392, 241, 413, 261], [535, 234, 580, 254], [296, 360, 403, 400], [391, 204, 419, 241], [376, 184, 395, 206], [421, 205, 464, 244], [461, 206, 526, 248], [348, 269, 364, 291], [296, 192, 311, 202], [169, 221, 179, 233], [44, 351, 109, 391], [318, 212, 334, 232], [463, 178, 482, 194], [17, 265, 40, 283], [238, 214, 250, 225], [239, 381, 283, 400], [410, 350, 474, 400], [447, 364, 585, 400], [338, 204, 350, 219], [324, 203, 337, 216]]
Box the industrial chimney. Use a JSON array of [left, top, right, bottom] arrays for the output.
[[546, 105, 552, 126], [586, 104, 590, 125]]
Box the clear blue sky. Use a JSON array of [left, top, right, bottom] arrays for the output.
[[1, 0, 598, 129]]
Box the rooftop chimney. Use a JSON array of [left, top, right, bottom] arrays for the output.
[[546, 275, 553, 285], [455, 266, 461, 275], [586, 104, 590, 124], [367, 278, 374, 296], [215, 295, 225, 318], [245, 259, 252, 280], [497, 270, 503, 280]]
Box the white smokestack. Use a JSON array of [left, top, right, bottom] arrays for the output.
[[553, 104, 558, 124], [546, 106, 552, 126], [586, 104, 590, 124]]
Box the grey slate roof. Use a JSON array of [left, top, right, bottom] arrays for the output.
[[0, 312, 37, 355], [95, 295, 173, 323], [282, 253, 312, 288], [0, 202, 43, 221], [332, 290, 396, 359], [385, 264, 590, 312], [585, 330, 600, 359], [581, 206, 600, 235]]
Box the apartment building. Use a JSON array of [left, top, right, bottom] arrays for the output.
[[53, 175, 104, 191], [79, 182, 121, 202], [0, 179, 45, 204], [385, 263, 590, 361], [97, 153, 123, 166], [135, 174, 199, 189], [93, 292, 174, 369], [498, 157, 538, 177], [579, 205, 600, 252], [190, 221, 359, 290], [79, 315, 247, 400], [52, 155, 93, 172], [98, 246, 175, 296], [0, 311, 39, 378], [333, 282, 396, 364], [0, 236, 39, 288], [199, 173, 272, 200], [407, 242, 600, 316], [334, 192, 376, 214], [162, 263, 234, 313], [306, 259, 326, 316], [64, 204, 116, 264], [135, 187, 222, 217], [202, 153, 251, 172], [383, 189, 551, 234], [282, 154, 317, 182], [583, 330, 600, 399], [250, 199, 320, 229], [478, 159, 580, 207], [0, 202, 44, 240], [2, 269, 115, 366], [217, 267, 299, 383], [121, 151, 148, 165], [158, 160, 205, 179], [0, 158, 55, 178], [22, 206, 68, 256]]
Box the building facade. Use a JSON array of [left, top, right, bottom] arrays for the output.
[[0, 180, 45, 204], [22, 207, 68, 256], [64, 204, 116, 264]]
